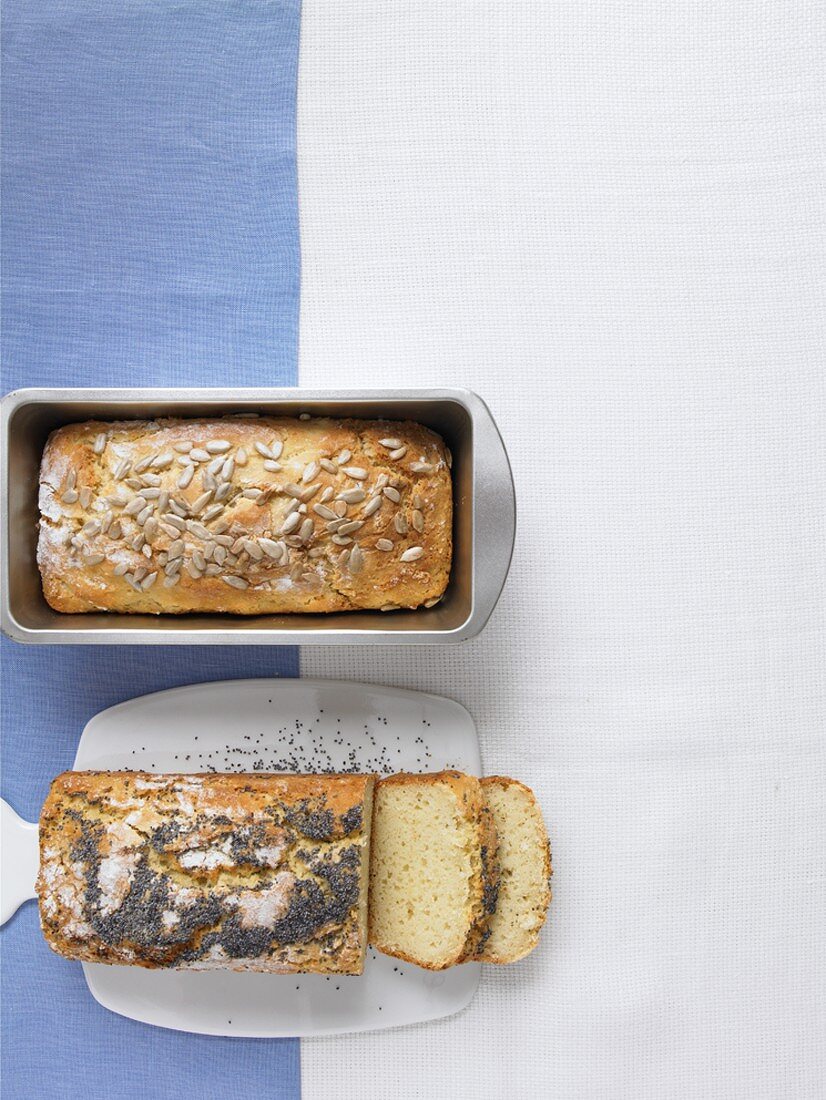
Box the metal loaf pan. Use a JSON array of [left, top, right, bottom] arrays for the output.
[[1, 388, 515, 645]]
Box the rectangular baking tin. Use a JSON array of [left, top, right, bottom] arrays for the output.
[[1, 389, 515, 645]]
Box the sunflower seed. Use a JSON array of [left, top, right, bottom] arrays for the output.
[[221, 456, 235, 480], [143, 517, 158, 540], [214, 534, 234, 547], [337, 519, 364, 535], [410, 462, 434, 473], [303, 461, 320, 483], [258, 537, 284, 560], [202, 472, 217, 492], [320, 458, 337, 474], [394, 513, 409, 535], [283, 482, 304, 499], [255, 442, 275, 459], [308, 547, 325, 559], [206, 440, 231, 454], [301, 483, 321, 501], [164, 559, 181, 576], [214, 482, 231, 502], [389, 446, 408, 460], [313, 503, 338, 520], [285, 535, 304, 548], [177, 465, 195, 489], [332, 534, 353, 546], [362, 496, 382, 517], [213, 545, 227, 565], [263, 460, 282, 473], [412, 493, 423, 510], [243, 538, 264, 561], [81, 519, 101, 536], [376, 538, 394, 551], [151, 452, 174, 470], [242, 488, 263, 499], [207, 454, 225, 476], [285, 498, 300, 515], [380, 603, 400, 612], [445, 448, 453, 469], [382, 486, 401, 503], [83, 552, 105, 566], [281, 511, 302, 535], [338, 488, 365, 504], [134, 455, 153, 473], [133, 565, 148, 583], [319, 485, 335, 503], [333, 499, 348, 517], [299, 412, 311, 420], [349, 545, 365, 573], [163, 574, 181, 588], [235, 447, 248, 466], [125, 478, 143, 491], [336, 548, 351, 567], [113, 562, 129, 576], [190, 548, 206, 571], [162, 516, 187, 535], [93, 433, 107, 454], [173, 441, 193, 453], [190, 490, 213, 514], [169, 498, 188, 518], [202, 504, 224, 523], [379, 437, 402, 449], [299, 518, 315, 543], [231, 536, 246, 555], [137, 505, 154, 526], [112, 459, 130, 480], [141, 472, 162, 488], [186, 560, 203, 580], [139, 487, 161, 499], [400, 546, 423, 562], [205, 562, 222, 576], [167, 539, 184, 559], [141, 571, 158, 590], [222, 575, 248, 590], [122, 498, 141, 516], [412, 509, 425, 532], [61, 489, 79, 504], [189, 448, 209, 462], [336, 450, 352, 466], [188, 522, 212, 541], [130, 534, 145, 552], [342, 466, 367, 480], [109, 521, 123, 540]]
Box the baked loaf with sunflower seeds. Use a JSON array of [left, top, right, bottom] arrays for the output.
[[36, 771, 374, 974], [37, 415, 452, 614]]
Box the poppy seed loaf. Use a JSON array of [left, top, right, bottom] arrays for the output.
[[36, 771, 375, 974], [368, 772, 496, 970], [473, 777, 552, 964]]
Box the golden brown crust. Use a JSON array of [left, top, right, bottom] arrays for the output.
[[36, 771, 374, 974], [38, 415, 452, 614], [476, 776, 552, 964], [368, 771, 490, 970]]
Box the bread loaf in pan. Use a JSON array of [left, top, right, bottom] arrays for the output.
[[36, 771, 375, 974], [37, 415, 452, 614]]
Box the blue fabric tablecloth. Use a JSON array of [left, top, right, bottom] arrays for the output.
[[1, 2, 302, 1096]]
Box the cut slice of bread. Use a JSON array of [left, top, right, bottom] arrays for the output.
[[474, 777, 552, 964], [369, 771, 495, 970]]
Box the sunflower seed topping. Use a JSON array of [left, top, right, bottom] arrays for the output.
[[167, 539, 184, 559], [394, 513, 409, 535], [141, 571, 158, 590], [163, 574, 181, 588], [331, 534, 352, 546], [337, 519, 364, 535], [412, 509, 425, 532], [379, 437, 402, 449], [299, 518, 315, 543], [206, 440, 231, 454], [400, 546, 424, 562], [313, 503, 338, 520], [61, 489, 79, 504], [263, 460, 283, 473], [177, 465, 195, 489], [202, 504, 224, 523], [190, 490, 213, 514], [349, 545, 365, 573], [320, 458, 337, 474], [190, 448, 210, 462], [222, 575, 249, 590], [376, 538, 394, 551], [303, 461, 320, 483], [382, 486, 401, 503], [242, 488, 263, 499], [338, 488, 365, 504], [410, 461, 434, 473], [151, 452, 174, 470], [113, 459, 131, 480], [113, 562, 129, 576], [93, 433, 107, 454], [173, 441, 193, 453], [362, 495, 382, 517], [243, 538, 264, 561], [83, 552, 105, 566], [281, 511, 302, 535], [235, 447, 248, 466], [134, 455, 153, 473], [336, 450, 352, 465], [389, 446, 408, 460], [342, 466, 367, 480]]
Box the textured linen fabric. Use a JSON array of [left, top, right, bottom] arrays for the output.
[[1, 2, 301, 1097], [297, 3, 826, 1098]]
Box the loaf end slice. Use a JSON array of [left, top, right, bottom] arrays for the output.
[[369, 771, 490, 970], [474, 777, 551, 964]]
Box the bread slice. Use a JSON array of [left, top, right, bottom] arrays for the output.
[[474, 777, 551, 963], [369, 771, 494, 970]]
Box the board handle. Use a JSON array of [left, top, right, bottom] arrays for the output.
[[0, 798, 39, 925]]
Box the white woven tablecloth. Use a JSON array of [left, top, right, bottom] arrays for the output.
[[296, 3, 826, 1096]]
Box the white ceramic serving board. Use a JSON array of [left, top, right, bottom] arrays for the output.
[[5, 679, 482, 1037]]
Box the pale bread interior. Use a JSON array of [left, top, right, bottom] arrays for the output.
[[477, 779, 550, 963], [369, 779, 478, 968]]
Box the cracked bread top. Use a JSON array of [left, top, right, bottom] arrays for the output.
[[36, 771, 374, 974], [37, 415, 452, 614]]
